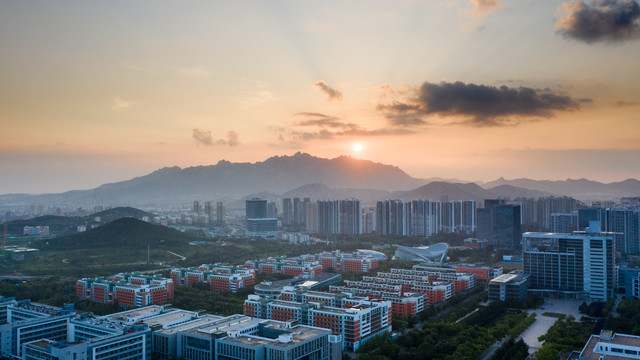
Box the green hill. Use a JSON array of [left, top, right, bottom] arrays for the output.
[[42, 217, 196, 251], [3, 207, 154, 236]]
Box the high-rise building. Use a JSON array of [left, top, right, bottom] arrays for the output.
[[193, 200, 201, 216], [305, 202, 319, 233], [267, 201, 278, 218], [411, 200, 441, 236], [550, 212, 578, 233], [317, 199, 361, 235], [578, 207, 606, 231], [246, 198, 268, 219], [606, 208, 639, 254], [216, 201, 225, 225], [477, 201, 522, 252], [282, 198, 293, 226], [376, 199, 411, 236], [523, 222, 616, 301]]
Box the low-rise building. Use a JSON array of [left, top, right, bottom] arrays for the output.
[[488, 272, 529, 302], [578, 330, 640, 359]]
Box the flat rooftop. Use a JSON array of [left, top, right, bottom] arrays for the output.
[[158, 315, 225, 335], [220, 322, 329, 348], [104, 305, 166, 322], [139, 310, 197, 328], [580, 332, 640, 360]]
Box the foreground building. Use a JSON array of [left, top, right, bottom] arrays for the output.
[[578, 330, 640, 359], [1, 297, 339, 360], [523, 221, 616, 301], [488, 272, 529, 302]]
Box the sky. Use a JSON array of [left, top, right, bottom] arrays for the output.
[[1, 0, 640, 194]]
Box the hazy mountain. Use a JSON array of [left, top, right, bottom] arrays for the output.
[[0, 153, 424, 207], [482, 177, 640, 201], [386, 182, 550, 203]]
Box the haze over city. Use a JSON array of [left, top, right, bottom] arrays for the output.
[[1, 0, 640, 194]]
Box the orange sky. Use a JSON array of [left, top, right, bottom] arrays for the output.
[[1, 1, 639, 193]]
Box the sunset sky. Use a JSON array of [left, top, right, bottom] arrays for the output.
[[2, 0, 640, 193]]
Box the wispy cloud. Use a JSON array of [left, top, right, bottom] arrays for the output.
[[113, 97, 134, 110], [615, 100, 640, 107], [378, 81, 589, 126], [192, 129, 239, 147], [555, 0, 640, 43], [470, 0, 504, 18], [281, 112, 414, 141], [314, 81, 343, 101]]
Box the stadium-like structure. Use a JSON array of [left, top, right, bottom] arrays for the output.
[[394, 243, 449, 263]]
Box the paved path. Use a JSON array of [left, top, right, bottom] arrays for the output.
[[167, 251, 186, 260], [518, 299, 583, 353]]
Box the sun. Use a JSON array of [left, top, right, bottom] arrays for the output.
[[353, 143, 363, 152]]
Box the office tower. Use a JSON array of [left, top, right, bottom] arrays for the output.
[[246, 198, 268, 219], [282, 198, 293, 226], [477, 200, 522, 252], [216, 201, 225, 225], [578, 207, 606, 231], [376, 199, 411, 236], [607, 208, 639, 254], [523, 222, 616, 301], [550, 212, 577, 233], [460, 200, 477, 233]]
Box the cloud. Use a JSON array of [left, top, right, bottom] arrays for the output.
[[192, 128, 213, 146], [378, 81, 587, 126], [470, 0, 504, 17], [192, 129, 239, 147], [555, 0, 640, 43], [314, 81, 343, 101], [281, 112, 414, 142], [615, 100, 640, 106], [226, 131, 239, 147], [113, 97, 132, 110]]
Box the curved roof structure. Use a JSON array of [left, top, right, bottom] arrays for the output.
[[356, 249, 387, 260], [394, 243, 449, 263]]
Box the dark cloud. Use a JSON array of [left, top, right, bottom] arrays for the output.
[[192, 128, 213, 146], [314, 81, 343, 101], [293, 112, 345, 128], [555, 0, 640, 43], [378, 81, 587, 126], [192, 128, 239, 147], [615, 100, 640, 106]]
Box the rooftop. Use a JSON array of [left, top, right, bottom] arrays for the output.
[[220, 322, 329, 348], [580, 331, 640, 360]]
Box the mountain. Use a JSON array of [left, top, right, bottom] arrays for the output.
[[2, 207, 154, 236], [387, 182, 551, 203], [0, 153, 425, 207], [482, 177, 640, 201]]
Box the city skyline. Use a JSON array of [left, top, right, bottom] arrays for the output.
[[2, 1, 640, 193]]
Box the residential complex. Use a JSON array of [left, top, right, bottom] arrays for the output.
[[245, 250, 382, 275], [76, 273, 174, 308], [170, 264, 256, 292], [244, 294, 391, 352]]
